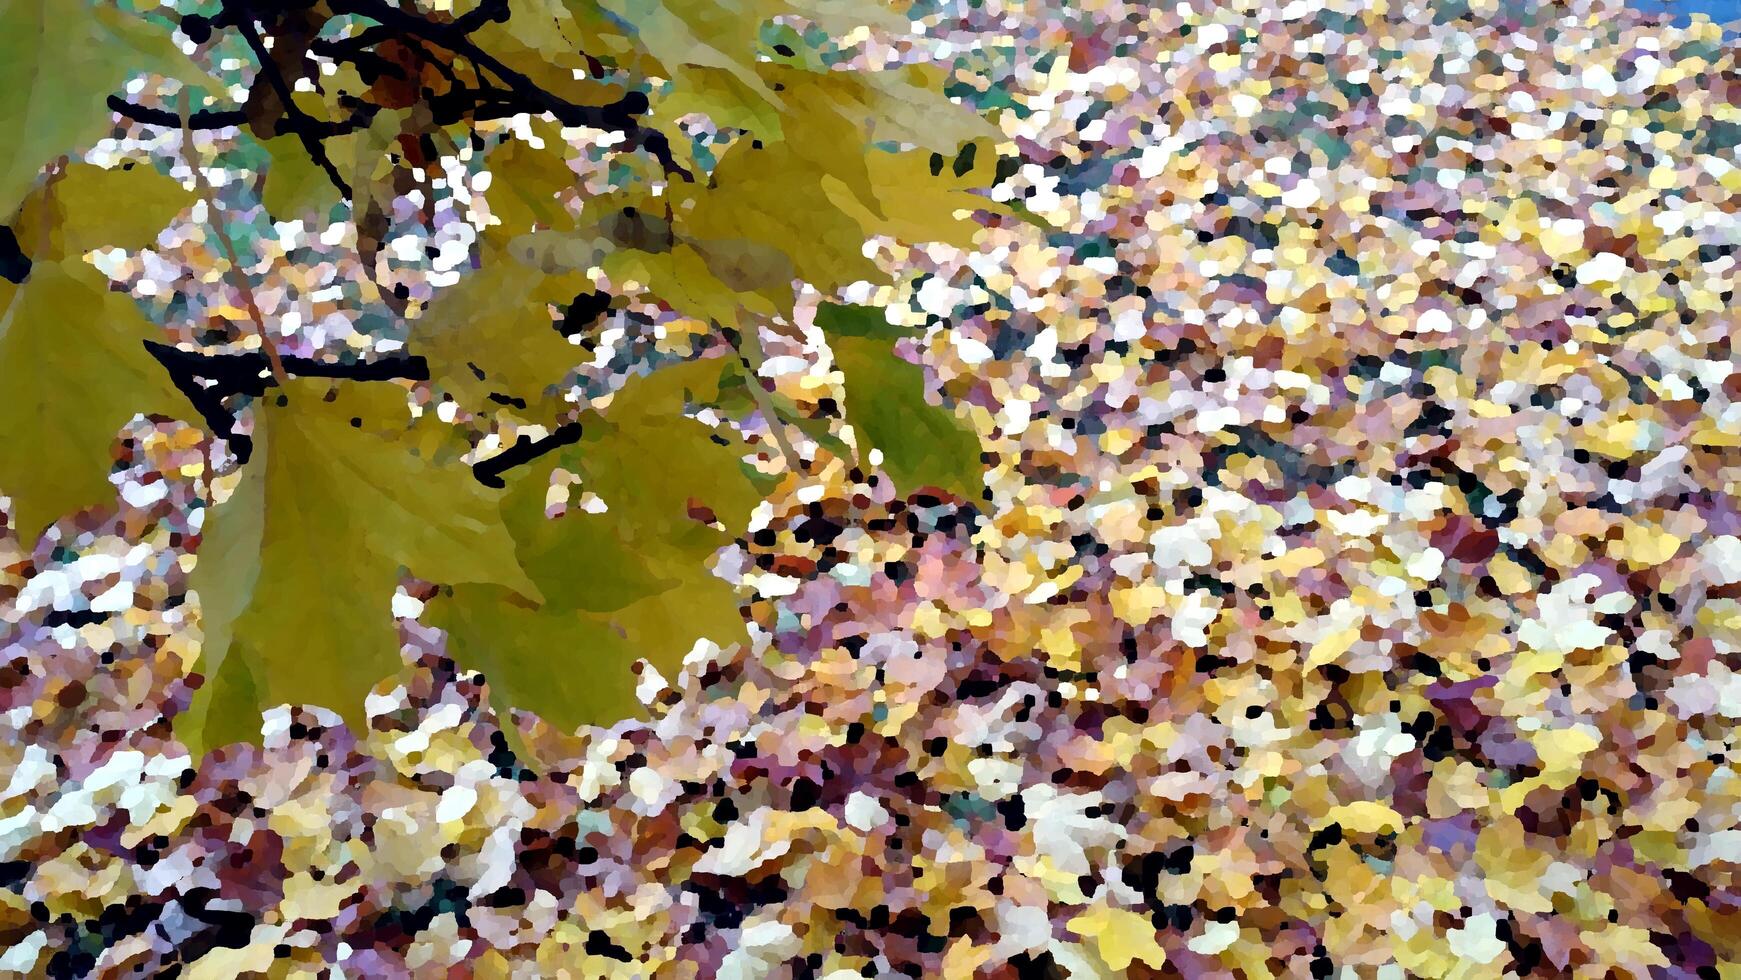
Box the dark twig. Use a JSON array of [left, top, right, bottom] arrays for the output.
[[306, 38, 411, 83], [144, 340, 430, 463], [229, 7, 353, 198], [178, 92, 290, 389], [450, 0, 510, 34], [0, 226, 28, 284], [145, 341, 428, 397], [110, 95, 377, 137], [151, 348, 241, 453], [307, 25, 400, 59], [109, 96, 249, 130], [323, 0, 689, 179], [472, 423, 584, 488]]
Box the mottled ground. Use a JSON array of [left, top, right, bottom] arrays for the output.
[[3, 0, 1741, 977]]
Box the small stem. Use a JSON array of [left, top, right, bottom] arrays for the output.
[[229, 5, 353, 199], [718, 321, 802, 474], [472, 423, 584, 488], [31, 158, 71, 258], [178, 92, 291, 389], [110, 95, 248, 130]]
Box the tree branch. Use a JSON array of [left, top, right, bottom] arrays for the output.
[[323, 0, 691, 180], [472, 423, 583, 488], [149, 340, 584, 484], [111, 95, 377, 137], [109, 96, 249, 130], [178, 92, 291, 390], [229, 5, 353, 198], [146, 341, 428, 395], [144, 340, 429, 462]]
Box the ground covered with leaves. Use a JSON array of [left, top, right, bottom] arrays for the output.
[[4, 0, 1741, 977]]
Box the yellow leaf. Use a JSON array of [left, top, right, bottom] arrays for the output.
[[1067, 903, 1168, 972], [941, 938, 993, 980], [1608, 520, 1684, 567], [1304, 627, 1359, 671], [183, 381, 537, 746], [1316, 801, 1406, 835], [1529, 725, 1601, 776], [0, 259, 195, 542]]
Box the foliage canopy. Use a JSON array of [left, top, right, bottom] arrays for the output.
[[0, 0, 998, 747]]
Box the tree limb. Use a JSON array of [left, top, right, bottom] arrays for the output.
[[472, 423, 584, 488], [144, 340, 429, 462], [111, 95, 378, 137], [148, 339, 584, 483], [228, 4, 353, 198], [323, 0, 691, 180], [145, 341, 429, 395], [109, 96, 249, 130], [178, 92, 291, 389]]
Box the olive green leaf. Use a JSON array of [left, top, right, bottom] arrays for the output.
[[260, 134, 343, 221], [0, 163, 196, 542], [426, 357, 763, 731], [0, 0, 200, 218], [677, 137, 882, 292], [0, 261, 196, 542], [347, 108, 412, 237], [658, 66, 785, 140], [479, 124, 581, 246], [15, 161, 192, 257], [416, 244, 589, 416], [819, 305, 984, 499], [176, 429, 267, 754], [602, 242, 786, 329], [182, 380, 538, 746]]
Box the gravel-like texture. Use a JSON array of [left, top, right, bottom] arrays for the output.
[[3, 0, 1741, 977]]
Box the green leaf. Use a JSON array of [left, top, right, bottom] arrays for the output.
[[600, 0, 785, 114], [506, 194, 669, 274], [676, 137, 881, 292], [179, 430, 267, 753], [346, 108, 412, 234], [666, 64, 1000, 291], [0, 1, 194, 218], [710, 357, 850, 461], [576, 358, 766, 542], [425, 358, 763, 731], [429, 578, 743, 732], [0, 259, 196, 542], [825, 323, 984, 499], [415, 244, 587, 415], [15, 161, 192, 257], [479, 125, 579, 246], [657, 66, 784, 140], [260, 135, 342, 221], [182, 380, 537, 744], [814, 300, 903, 339], [603, 243, 783, 328]]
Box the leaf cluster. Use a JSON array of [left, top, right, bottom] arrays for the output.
[[0, 0, 1001, 745]]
